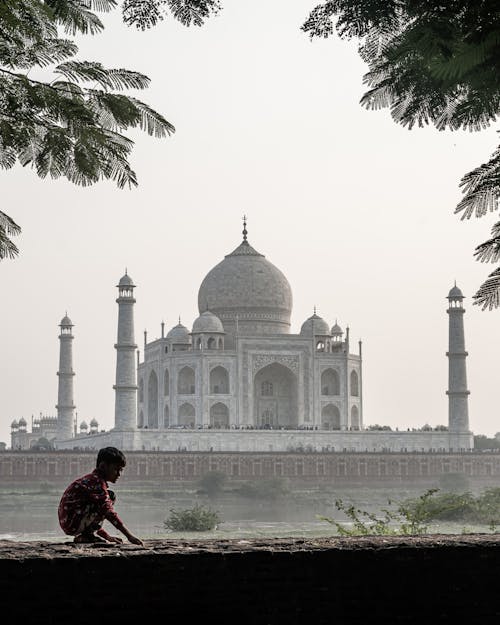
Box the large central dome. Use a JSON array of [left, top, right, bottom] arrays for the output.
[[198, 236, 293, 341]]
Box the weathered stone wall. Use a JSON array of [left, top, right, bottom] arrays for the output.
[[2, 536, 500, 624], [1, 450, 498, 485]]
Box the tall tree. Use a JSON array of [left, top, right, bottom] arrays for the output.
[[302, 1, 500, 309], [0, 0, 220, 260]]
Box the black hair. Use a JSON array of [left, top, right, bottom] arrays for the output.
[[96, 447, 126, 468]]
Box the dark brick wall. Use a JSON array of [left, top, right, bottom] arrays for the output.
[[1, 450, 500, 485], [2, 536, 500, 624]]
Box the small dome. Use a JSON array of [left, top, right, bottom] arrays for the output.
[[89, 418, 98, 427], [118, 272, 134, 287], [18, 417, 27, 427], [192, 310, 225, 334], [331, 322, 343, 335], [80, 421, 88, 430], [11, 420, 18, 428], [166, 322, 190, 343], [448, 284, 464, 299], [60, 314, 73, 326], [300, 314, 331, 337]]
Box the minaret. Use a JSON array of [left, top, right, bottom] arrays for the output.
[[113, 272, 138, 430], [56, 314, 75, 440], [446, 284, 470, 432]]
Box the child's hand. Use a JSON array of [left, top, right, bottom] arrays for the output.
[[109, 536, 123, 544], [127, 534, 144, 546]]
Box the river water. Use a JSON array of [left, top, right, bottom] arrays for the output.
[[0, 484, 493, 542]]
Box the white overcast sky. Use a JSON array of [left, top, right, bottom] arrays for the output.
[[1, 0, 499, 443]]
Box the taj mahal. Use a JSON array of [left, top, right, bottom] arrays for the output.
[[10, 221, 473, 453]]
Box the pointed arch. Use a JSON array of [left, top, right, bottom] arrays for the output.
[[178, 402, 195, 428], [321, 368, 340, 395], [351, 405, 360, 430], [321, 404, 340, 430], [178, 366, 195, 394], [164, 369, 169, 396], [210, 366, 229, 394], [138, 378, 144, 403], [147, 370, 158, 428], [210, 402, 229, 428], [350, 370, 359, 397], [138, 410, 144, 428], [254, 362, 298, 428], [207, 337, 216, 350]]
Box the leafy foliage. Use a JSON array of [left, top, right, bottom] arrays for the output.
[[302, 1, 500, 308], [319, 488, 440, 536], [164, 504, 221, 531], [0, 0, 180, 260], [320, 488, 500, 535], [0, 210, 21, 259], [405, 488, 500, 527], [122, 0, 221, 30]]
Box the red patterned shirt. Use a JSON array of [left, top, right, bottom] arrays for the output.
[[58, 469, 124, 535]]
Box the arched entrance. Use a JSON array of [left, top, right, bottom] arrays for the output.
[[321, 404, 341, 430], [253, 362, 298, 428], [148, 370, 158, 428], [351, 405, 360, 430], [210, 402, 229, 428], [178, 403, 195, 428]]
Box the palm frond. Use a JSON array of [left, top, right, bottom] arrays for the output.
[[0, 210, 21, 260], [55, 61, 151, 90], [130, 97, 175, 137], [166, 0, 221, 27], [455, 145, 500, 220], [474, 221, 500, 264], [0, 226, 20, 259], [0, 210, 21, 236], [474, 266, 500, 311]]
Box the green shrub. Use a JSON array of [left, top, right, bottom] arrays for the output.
[[404, 491, 476, 522], [320, 489, 441, 536], [164, 505, 221, 531], [320, 488, 500, 535]]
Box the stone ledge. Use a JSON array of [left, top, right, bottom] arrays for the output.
[[2, 534, 500, 560], [3, 535, 500, 624]]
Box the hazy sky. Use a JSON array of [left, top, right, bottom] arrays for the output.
[[1, 0, 499, 444]]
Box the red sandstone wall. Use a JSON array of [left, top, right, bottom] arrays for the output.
[[1, 450, 499, 484]]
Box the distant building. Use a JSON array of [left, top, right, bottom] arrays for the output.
[[10, 415, 58, 450], [12, 222, 473, 452]]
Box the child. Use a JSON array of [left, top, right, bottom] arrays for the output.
[[58, 446, 143, 545]]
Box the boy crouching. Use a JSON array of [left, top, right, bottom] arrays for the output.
[[58, 446, 143, 545]]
